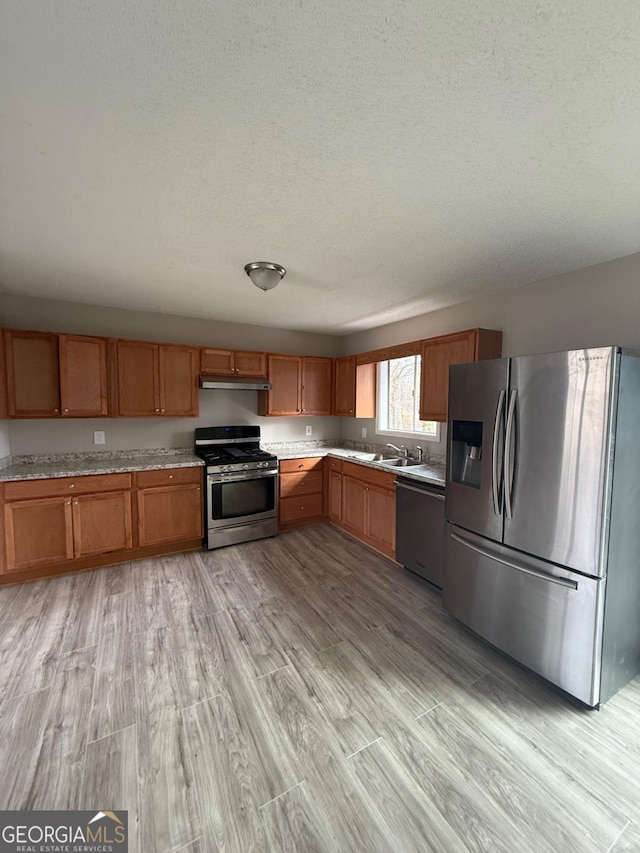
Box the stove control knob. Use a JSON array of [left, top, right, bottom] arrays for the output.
[[243, 464, 249, 470]]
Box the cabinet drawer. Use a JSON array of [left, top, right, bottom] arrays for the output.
[[279, 457, 324, 474], [280, 493, 324, 524], [4, 473, 132, 501], [342, 461, 396, 490], [327, 457, 343, 473], [279, 470, 323, 499], [136, 467, 202, 488]]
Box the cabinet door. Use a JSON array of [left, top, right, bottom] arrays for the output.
[[333, 356, 355, 416], [301, 358, 332, 415], [160, 345, 198, 416], [280, 470, 323, 499], [4, 497, 73, 572], [201, 348, 235, 375], [366, 484, 396, 557], [137, 484, 203, 546], [263, 355, 301, 416], [328, 472, 343, 523], [235, 351, 267, 377], [117, 341, 160, 416], [420, 332, 476, 423], [5, 330, 61, 417], [59, 334, 108, 417], [71, 491, 133, 558], [342, 475, 366, 536]]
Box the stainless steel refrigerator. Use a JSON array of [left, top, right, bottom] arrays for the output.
[[444, 347, 640, 707]]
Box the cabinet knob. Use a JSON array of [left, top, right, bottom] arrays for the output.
[[365, 486, 369, 491], [73, 501, 78, 505], [161, 409, 165, 413], [69, 484, 75, 488], [65, 500, 71, 506], [155, 408, 160, 413], [168, 474, 173, 479], [54, 408, 59, 413], [64, 408, 69, 413]]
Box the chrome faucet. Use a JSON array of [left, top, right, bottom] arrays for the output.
[[386, 443, 409, 458], [415, 446, 424, 462]]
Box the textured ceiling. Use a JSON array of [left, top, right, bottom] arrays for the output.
[[1, 1, 639, 334]]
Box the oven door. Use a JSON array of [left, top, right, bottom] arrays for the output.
[[207, 470, 278, 529]]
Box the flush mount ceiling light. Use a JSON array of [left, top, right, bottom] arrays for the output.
[[244, 261, 286, 292]]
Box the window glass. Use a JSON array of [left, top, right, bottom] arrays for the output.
[[377, 356, 439, 439]]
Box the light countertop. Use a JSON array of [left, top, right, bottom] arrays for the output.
[[0, 450, 204, 482], [274, 445, 446, 488]]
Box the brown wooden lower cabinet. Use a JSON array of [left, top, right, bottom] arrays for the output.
[[72, 491, 132, 558], [137, 483, 203, 546], [1, 466, 204, 583], [4, 488, 133, 572], [330, 460, 396, 559], [327, 469, 343, 522], [4, 496, 74, 572], [278, 457, 325, 528]]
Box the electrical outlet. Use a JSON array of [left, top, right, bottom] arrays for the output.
[[361, 427, 367, 438], [305, 425, 313, 436], [93, 431, 106, 445]]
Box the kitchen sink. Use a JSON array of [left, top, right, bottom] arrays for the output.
[[377, 457, 423, 467]]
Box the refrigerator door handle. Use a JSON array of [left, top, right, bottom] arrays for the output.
[[504, 389, 518, 519], [450, 532, 578, 589], [492, 389, 506, 515]]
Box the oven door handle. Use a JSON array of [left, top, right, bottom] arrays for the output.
[[208, 470, 278, 484]]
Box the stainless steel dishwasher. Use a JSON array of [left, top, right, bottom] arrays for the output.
[[395, 477, 445, 587]]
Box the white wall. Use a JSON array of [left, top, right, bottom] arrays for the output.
[[1, 295, 343, 454], [340, 253, 640, 454], [3, 253, 640, 456], [343, 253, 640, 357], [1, 294, 342, 355], [0, 421, 10, 459]]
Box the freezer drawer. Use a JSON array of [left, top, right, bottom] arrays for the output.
[[443, 524, 605, 706]]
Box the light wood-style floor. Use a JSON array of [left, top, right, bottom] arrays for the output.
[[1, 524, 639, 852]]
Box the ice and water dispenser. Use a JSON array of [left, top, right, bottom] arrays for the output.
[[450, 420, 483, 488]]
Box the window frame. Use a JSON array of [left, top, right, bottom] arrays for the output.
[[376, 358, 441, 443]]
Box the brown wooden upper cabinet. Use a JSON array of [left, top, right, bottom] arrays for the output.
[[59, 334, 108, 417], [258, 354, 333, 416], [116, 340, 198, 417], [5, 330, 61, 417], [301, 357, 332, 415], [258, 354, 301, 416], [201, 348, 267, 377], [5, 330, 111, 419], [419, 328, 503, 422], [333, 356, 376, 417]]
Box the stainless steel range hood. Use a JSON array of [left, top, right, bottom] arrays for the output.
[[199, 375, 272, 391]]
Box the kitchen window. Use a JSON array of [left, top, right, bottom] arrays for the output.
[[377, 355, 440, 441]]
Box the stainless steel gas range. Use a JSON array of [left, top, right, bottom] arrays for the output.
[[194, 425, 279, 549]]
